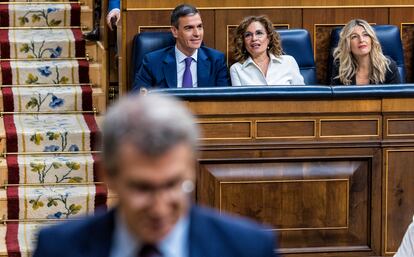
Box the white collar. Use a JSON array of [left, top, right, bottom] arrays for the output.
[[113, 210, 190, 257], [242, 53, 281, 68], [175, 45, 198, 63]]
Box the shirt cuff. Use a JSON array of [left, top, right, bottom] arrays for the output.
[[108, 8, 120, 15]]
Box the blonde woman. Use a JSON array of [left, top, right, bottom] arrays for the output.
[[230, 16, 304, 86], [331, 19, 400, 85]]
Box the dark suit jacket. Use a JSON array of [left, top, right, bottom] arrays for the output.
[[108, 0, 119, 11], [132, 46, 230, 91], [33, 205, 277, 257], [330, 56, 401, 85]]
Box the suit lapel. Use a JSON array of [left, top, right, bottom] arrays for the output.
[[197, 48, 211, 87], [163, 48, 177, 88], [85, 209, 115, 257], [188, 206, 216, 257]]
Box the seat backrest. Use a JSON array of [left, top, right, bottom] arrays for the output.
[[277, 29, 317, 85], [130, 31, 175, 85], [328, 25, 405, 83]]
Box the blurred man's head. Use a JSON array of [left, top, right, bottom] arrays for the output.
[[102, 93, 199, 243], [170, 4, 204, 56]]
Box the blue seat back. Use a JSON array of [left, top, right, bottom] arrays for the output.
[[130, 31, 175, 85], [278, 29, 317, 85], [328, 25, 405, 83]]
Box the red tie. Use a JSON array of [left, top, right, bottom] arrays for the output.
[[138, 244, 162, 257]]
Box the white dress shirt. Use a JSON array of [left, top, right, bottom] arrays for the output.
[[394, 216, 414, 257], [230, 54, 305, 86], [109, 211, 190, 257], [175, 46, 198, 88]]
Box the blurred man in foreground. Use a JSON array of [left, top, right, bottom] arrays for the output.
[[33, 93, 276, 257]]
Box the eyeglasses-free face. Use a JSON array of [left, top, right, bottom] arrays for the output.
[[349, 25, 372, 58], [243, 21, 270, 59]]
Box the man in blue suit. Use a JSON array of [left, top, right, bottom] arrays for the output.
[[106, 0, 120, 30], [133, 4, 229, 90], [33, 94, 277, 257]]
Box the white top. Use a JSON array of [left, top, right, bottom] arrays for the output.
[[230, 54, 305, 86], [394, 216, 414, 257], [175, 46, 198, 88]]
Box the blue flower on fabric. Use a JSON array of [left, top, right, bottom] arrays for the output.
[[38, 66, 52, 77], [68, 144, 80, 152], [50, 46, 62, 58], [47, 8, 57, 14], [47, 212, 62, 219], [49, 95, 64, 108], [44, 145, 60, 152]]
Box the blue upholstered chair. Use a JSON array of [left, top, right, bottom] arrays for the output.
[[328, 25, 406, 83], [277, 29, 317, 85], [130, 29, 318, 86], [130, 32, 175, 85]]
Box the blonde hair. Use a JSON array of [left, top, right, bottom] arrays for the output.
[[233, 16, 283, 63], [333, 19, 390, 85]]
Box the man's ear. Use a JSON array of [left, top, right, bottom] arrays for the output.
[[100, 166, 116, 192], [171, 26, 178, 38]]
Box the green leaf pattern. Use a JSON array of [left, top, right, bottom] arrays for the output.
[[26, 186, 87, 219], [14, 114, 89, 153], [30, 159, 83, 184], [17, 9, 62, 27], [20, 155, 94, 184]]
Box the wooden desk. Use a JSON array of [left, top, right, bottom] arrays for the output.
[[168, 89, 414, 256]]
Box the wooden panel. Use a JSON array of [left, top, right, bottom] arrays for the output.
[[320, 119, 380, 138], [383, 98, 414, 112], [256, 120, 315, 139], [389, 8, 414, 83], [401, 23, 414, 83], [198, 121, 252, 140], [386, 118, 414, 137], [137, 26, 171, 33], [198, 159, 371, 253], [384, 149, 414, 255], [303, 8, 389, 84], [215, 9, 302, 65], [187, 99, 382, 116], [125, 1, 414, 8], [220, 180, 348, 229]]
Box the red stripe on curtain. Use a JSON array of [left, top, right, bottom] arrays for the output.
[[82, 114, 100, 151], [72, 28, 85, 57], [0, 30, 10, 59], [6, 222, 21, 257], [0, 4, 9, 27], [77, 60, 90, 84], [6, 155, 19, 185], [7, 186, 19, 220], [1, 61, 13, 85], [94, 184, 108, 212], [2, 87, 14, 112], [92, 153, 101, 182], [70, 3, 81, 26], [81, 85, 92, 111], [4, 114, 18, 153]]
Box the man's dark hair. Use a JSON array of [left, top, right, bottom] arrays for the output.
[[171, 4, 199, 28]]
